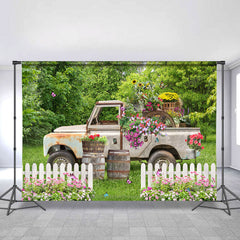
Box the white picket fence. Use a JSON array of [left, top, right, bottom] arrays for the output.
[[141, 163, 216, 189], [23, 163, 93, 189]]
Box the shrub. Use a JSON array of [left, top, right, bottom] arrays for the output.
[[140, 171, 216, 201], [22, 173, 94, 201]]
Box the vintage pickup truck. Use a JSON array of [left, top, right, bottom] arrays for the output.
[[43, 100, 200, 166]]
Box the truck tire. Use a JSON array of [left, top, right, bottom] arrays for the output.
[[148, 150, 176, 168], [47, 151, 75, 167]]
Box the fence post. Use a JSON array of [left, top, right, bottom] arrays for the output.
[[74, 163, 79, 179], [169, 163, 174, 181], [211, 163, 216, 186], [60, 163, 65, 180], [141, 163, 146, 189], [25, 163, 30, 181], [67, 163, 72, 183], [162, 163, 167, 179], [190, 163, 195, 180], [197, 163, 202, 182], [46, 163, 52, 180], [88, 163, 93, 189], [53, 163, 58, 179], [176, 163, 181, 178], [147, 163, 153, 187], [39, 163, 44, 180], [203, 163, 209, 180], [81, 163, 86, 183], [182, 163, 188, 177], [32, 163, 37, 179]]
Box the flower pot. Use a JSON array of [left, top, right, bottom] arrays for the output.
[[82, 141, 105, 153]]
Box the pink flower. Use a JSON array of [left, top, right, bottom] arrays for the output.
[[51, 92, 56, 97], [127, 179, 132, 184]]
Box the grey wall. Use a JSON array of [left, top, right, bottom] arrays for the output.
[[0, 66, 22, 167], [230, 65, 240, 170]]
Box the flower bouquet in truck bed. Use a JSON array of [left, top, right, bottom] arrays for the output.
[[118, 107, 166, 149]]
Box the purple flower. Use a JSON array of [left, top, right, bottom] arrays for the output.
[[51, 92, 56, 97]]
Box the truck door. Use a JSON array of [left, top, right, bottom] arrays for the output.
[[87, 105, 121, 157]]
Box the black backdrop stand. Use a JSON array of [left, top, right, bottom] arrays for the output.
[[192, 61, 240, 215], [0, 61, 46, 216]]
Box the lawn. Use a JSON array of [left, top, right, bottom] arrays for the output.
[[22, 134, 216, 201]]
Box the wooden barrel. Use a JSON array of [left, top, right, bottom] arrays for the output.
[[82, 153, 105, 180], [82, 141, 105, 153], [107, 150, 130, 179]]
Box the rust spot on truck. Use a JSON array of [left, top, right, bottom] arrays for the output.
[[44, 133, 85, 158]]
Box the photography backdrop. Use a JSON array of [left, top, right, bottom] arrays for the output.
[[22, 61, 217, 201]]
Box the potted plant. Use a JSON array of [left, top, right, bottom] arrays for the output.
[[159, 92, 182, 111], [185, 133, 204, 165], [81, 134, 107, 153]]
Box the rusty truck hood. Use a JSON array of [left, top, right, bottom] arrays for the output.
[[54, 125, 86, 133]]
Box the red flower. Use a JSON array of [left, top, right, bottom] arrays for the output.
[[201, 146, 204, 149], [185, 139, 187, 142], [194, 140, 198, 144], [198, 142, 201, 146]]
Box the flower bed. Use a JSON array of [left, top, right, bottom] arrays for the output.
[[22, 173, 94, 201], [140, 171, 216, 201]]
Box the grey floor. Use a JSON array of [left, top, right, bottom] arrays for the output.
[[0, 168, 240, 240]]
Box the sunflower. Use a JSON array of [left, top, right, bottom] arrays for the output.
[[132, 79, 137, 84], [138, 83, 143, 87]]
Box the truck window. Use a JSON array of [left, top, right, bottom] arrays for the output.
[[97, 107, 119, 125]]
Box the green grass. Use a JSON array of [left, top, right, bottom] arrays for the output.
[[23, 134, 216, 201], [93, 161, 144, 201], [22, 144, 48, 170]]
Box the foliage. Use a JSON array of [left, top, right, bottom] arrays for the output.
[[22, 66, 66, 144], [140, 172, 216, 201], [81, 134, 108, 144], [22, 62, 138, 144], [22, 61, 216, 144], [22, 173, 94, 201], [158, 92, 179, 102], [117, 62, 217, 136]]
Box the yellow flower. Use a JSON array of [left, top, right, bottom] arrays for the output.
[[138, 83, 143, 87], [158, 92, 179, 102], [132, 79, 137, 84]]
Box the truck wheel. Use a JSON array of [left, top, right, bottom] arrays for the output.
[[148, 150, 176, 168], [47, 151, 75, 167]]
